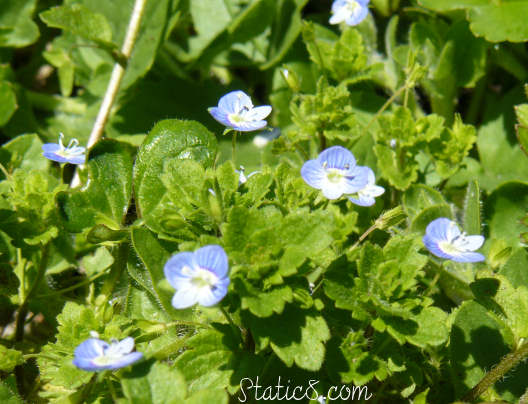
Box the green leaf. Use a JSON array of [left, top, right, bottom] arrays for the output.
[[375, 144, 419, 191], [403, 185, 447, 218], [449, 300, 522, 401], [0, 345, 23, 372], [0, 382, 23, 404], [58, 139, 134, 232], [406, 307, 449, 348], [0, 81, 16, 126], [246, 306, 330, 371], [0, 134, 48, 174], [39, 4, 115, 48], [261, 0, 309, 69], [134, 119, 217, 237], [478, 88, 528, 191], [491, 275, 528, 341], [238, 279, 293, 317], [186, 389, 228, 404], [515, 103, 528, 157], [174, 326, 263, 395], [121, 362, 187, 404], [290, 78, 359, 143], [0, 0, 39, 48], [129, 227, 174, 320], [462, 181, 481, 235], [429, 115, 477, 178], [81, 246, 114, 277], [499, 248, 528, 288], [418, 0, 528, 42], [486, 182, 528, 249]]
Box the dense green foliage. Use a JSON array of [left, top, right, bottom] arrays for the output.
[[1, 0, 528, 402]]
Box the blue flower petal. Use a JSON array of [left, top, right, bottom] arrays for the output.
[[317, 146, 356, 170], [197, 278, 229, 307], [229, 119, 268, 132], [422, 234, 454, 260], [342, 166, 369, 194], [68, 155, 86, 165], [218, 90, 252, 114], [171, 286, 200, 309], [451, 252, 485, 263], [164, 252, 196, 289], [42, 143, 61, 153], [105, 352, 143, 370], [72, 357, 99, 371], [208, 107, 230, 127], [246, 106, 272, 121], [424, 218, 453, 243], [74, 338, 107, 360], [301, 159, 326, 189], [348, 195, 375, 206], [42, 152, 70, 164], [194, 245, 228, 278], [346, 6, 368, 26]]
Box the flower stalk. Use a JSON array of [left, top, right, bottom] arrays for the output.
[[71, 0, 148, 187]]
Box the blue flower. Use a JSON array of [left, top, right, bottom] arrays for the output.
[[208, 90, 272, 132], [42, 133, 86, 165], [164, 245, 230, 309], [301, 146, 369, 200], [329, 0, 369, 26], [423, 218, 485, 263], [72, 337, 143, 371], [348, 167, 385, 206]]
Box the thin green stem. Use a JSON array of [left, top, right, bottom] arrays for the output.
[[462, 341, 528, 402], [350, 223, 378, 252], [231, 131, 238, 164], [36, 268, 111, 298], [71, 0, 148, 187], [363, 85, 406, 135], [59, 164, 65, 184], [0, 162, 11, 180]]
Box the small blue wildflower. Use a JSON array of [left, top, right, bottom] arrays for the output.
[[329, 0, 369, 26], [301, 146, 369, 200], [423, 218, 485, 263], [208, 90, 272, 132], [72, 337, 142, 371], [164, 245, 230, 309], [348, 167, 385, 206], [42, 133, 86, 165]]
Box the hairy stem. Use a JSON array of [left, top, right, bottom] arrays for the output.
[[462, 341, 528, 402], [71, 0, 148, 187]]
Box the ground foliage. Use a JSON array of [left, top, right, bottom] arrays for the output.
[[1, 0, 528, 403]]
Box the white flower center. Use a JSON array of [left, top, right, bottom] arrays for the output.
[[92, 341, 128, 366], [326, 168, 344, 184], [439, 233, 473, 255], [57, 133, 85, 158], [344, 0, 360, 14], [191, 267, 219, 289]]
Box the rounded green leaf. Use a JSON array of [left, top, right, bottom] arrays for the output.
[[134, 119, 217, 234], [58, 139, 134, 232]]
